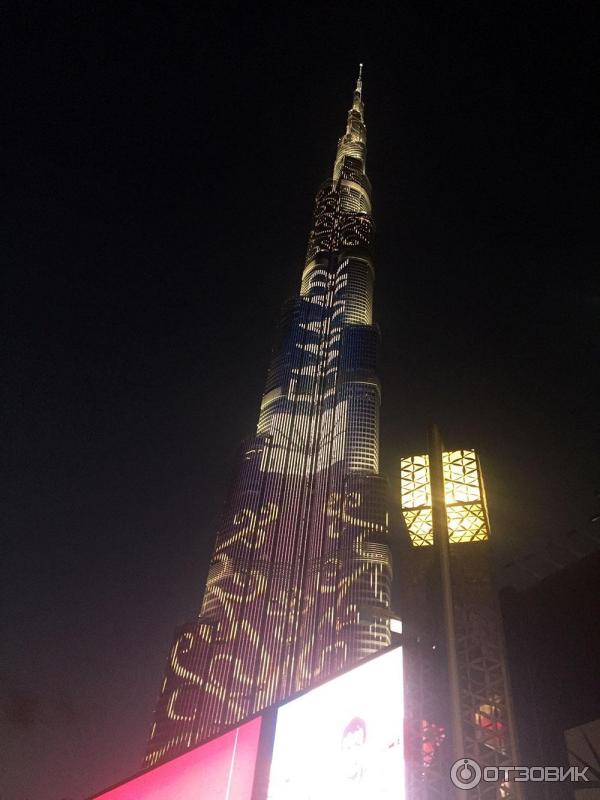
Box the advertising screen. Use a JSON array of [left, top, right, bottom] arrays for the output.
[[267, 647, 404, 799], [93, 716, 262, 800]]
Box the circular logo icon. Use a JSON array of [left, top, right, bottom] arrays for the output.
[[451, 758, 482, 790]]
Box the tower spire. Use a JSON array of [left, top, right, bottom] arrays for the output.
[[334, 66, 367, 179], [351, 63, 364, 116]]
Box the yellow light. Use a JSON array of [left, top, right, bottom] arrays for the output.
[[400, 450, 489, 546], [400, 455, 434, 546], [443, 450, 489, 543]]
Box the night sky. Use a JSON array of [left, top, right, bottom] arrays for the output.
[[3, 3, 598, 798]]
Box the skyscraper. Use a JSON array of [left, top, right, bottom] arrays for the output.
[[145, 67, 392, 768]]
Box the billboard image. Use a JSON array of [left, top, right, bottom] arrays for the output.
[[267, 647, 404, 799], [93, 716, 262, 800]]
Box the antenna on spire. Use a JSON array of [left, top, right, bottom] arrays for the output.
[[355, 63, 363, 97]]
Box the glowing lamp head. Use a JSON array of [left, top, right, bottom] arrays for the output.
[[400, 449, 490, 546]]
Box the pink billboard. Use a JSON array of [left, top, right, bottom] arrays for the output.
[[93, 716, 262, 800]]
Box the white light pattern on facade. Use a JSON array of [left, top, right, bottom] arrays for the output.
[[146, 68, 391, 768]]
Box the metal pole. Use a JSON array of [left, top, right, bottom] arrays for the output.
[[428, 425, 465, 775]]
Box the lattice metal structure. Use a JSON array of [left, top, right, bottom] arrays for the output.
[[401, 439, 521, 800], [145, 67, 392, 768]]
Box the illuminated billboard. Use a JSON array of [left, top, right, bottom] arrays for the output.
[[92, 716, 262, 800], [267, 646, 404, 799]]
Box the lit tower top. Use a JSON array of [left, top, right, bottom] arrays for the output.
[[334, 63, 367, 181], [307, 66, 373, 267]]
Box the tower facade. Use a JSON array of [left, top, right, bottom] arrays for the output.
[[401, 433, 521, 800], [145, 68, 392, 768]]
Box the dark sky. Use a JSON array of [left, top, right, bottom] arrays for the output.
[[3, 2, 598, 798]]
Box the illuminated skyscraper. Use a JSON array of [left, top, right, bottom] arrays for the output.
[[145, 67, 392, 768], [401, 429, 521, 800]]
